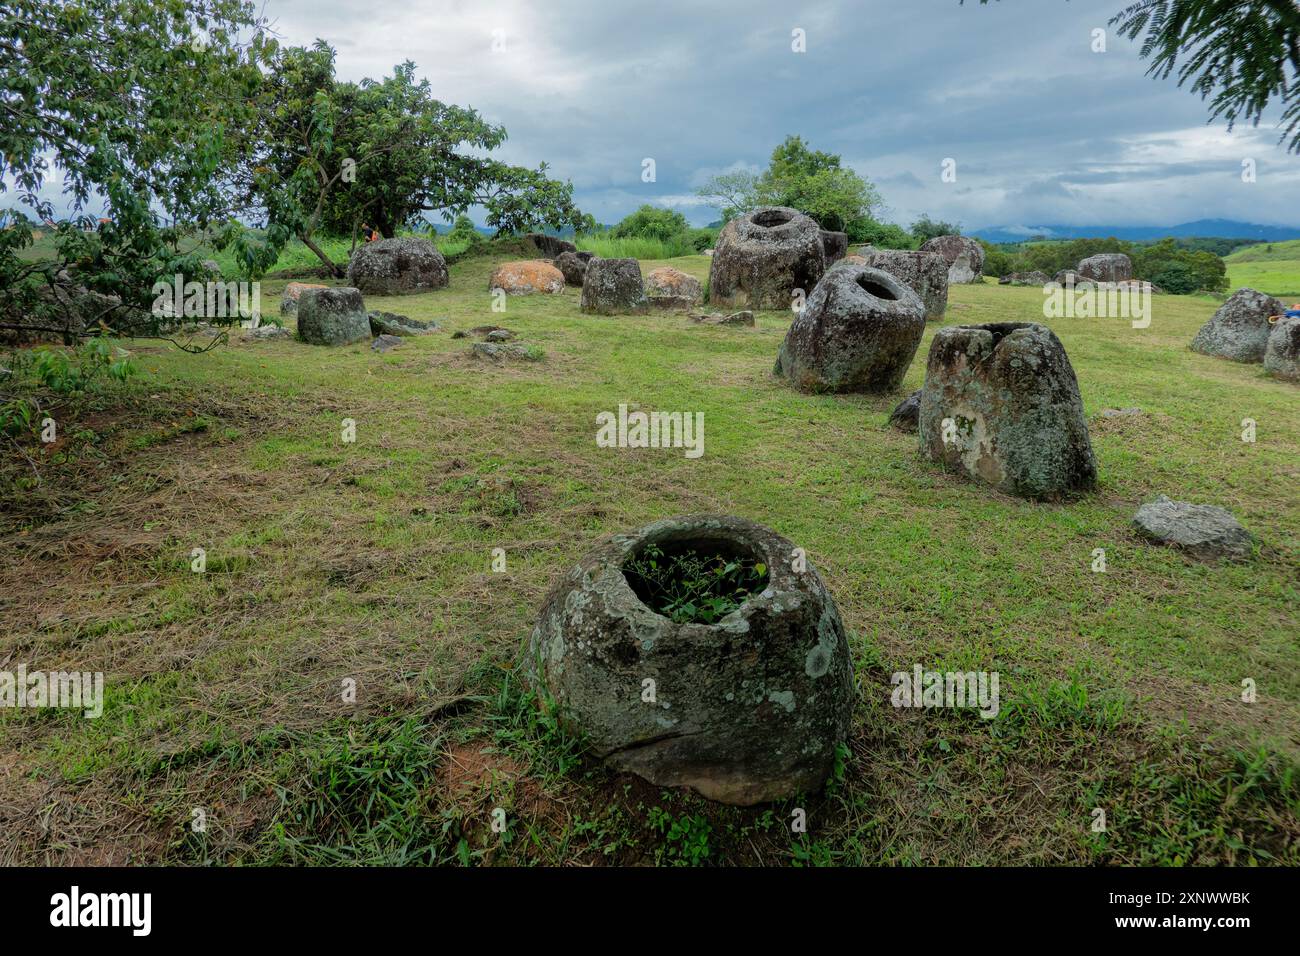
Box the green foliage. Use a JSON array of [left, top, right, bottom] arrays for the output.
[[244, 49, 586, 274], [972, 0, 1300, 151], [695, 137, 881, 231], [848, 218, 915, 248], [30, 339, 136, 394], [647, 808, 712, 866], [1111, 0, 1300, 153], [693, 168, 760, 220], [1133, 238, 1229, 292], [445, 215, 483, 247], [623, 543, 768, 625], [754, 136, 881, 231], [910, 214, 962, 244], [611, 205, 691, 243], [0, 0, 278, 331]]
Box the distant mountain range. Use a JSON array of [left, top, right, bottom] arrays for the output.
[[969, 220, 1300, 244]]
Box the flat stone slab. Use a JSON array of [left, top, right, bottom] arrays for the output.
[[371, 334, 403, 352], [688, 310, 754, 326], [368, 310, 439, 336], [471, 341, 540, 362], [1133, 495, 1254, 560]]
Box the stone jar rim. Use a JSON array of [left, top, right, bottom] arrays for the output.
[[611, 516, 796, 630]]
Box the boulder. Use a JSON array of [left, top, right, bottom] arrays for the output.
[[280, 282, 328, 316], [843, 254, 868, 266], [1191, 288, 1285, 363], [296, 287, 372, 346], [645, 267, 703, 310], [920, 235, 985, 284], [889, 390, 921, 432], [859, 249, 950, 321], [820, 230, 848, 265], [580, 257, 649, 315], [523, 233, 576, 258], [1053, 269, 1084, 286], [526, 514, 854, 806], [774, 263, 926, 394], [346, 236, 448, 295], [367, 311, 439, 336], [554, 251, 589, 286], [1264, 315, 1300, 381], [1133, 495, 1254, 560], [918, 322, 1097, 499], [708, 206, 825, 310], [489, 259, 565, 295], [1076, 253, 1132, 283], [999, 270, 1052, 286]]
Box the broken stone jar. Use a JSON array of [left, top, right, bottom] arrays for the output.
[[526, 514, 854, 805], [918, 322, 1097, 499]]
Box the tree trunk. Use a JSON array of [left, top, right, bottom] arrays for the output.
[[300, 232, 344, 278]]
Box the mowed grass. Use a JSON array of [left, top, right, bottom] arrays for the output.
[[1225, 239, 1300, 297], [1, 250, 1297, 866]]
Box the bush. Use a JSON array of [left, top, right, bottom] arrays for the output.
[[687, 227, 718, 252], [847, 218, 914, 249], [1132, 239, 1227, 293], [611, 205, 691, 243]]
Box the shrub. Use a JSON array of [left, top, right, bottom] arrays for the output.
[[847, 218, 914, 249], [611, 205, 691, 243]]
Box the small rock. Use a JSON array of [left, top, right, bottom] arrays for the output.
[[371, 334, 403, 352], [486, 329, 514, 342], [689, 310, 754, 326], [246, 324, 292, 341], [1133, 495, 1254, 560], [452, 325, 510, 340], [1098, 407, 1143, 418], [888, 390, 920, 432], [471, 342, 541, 362], [368, 310, 439, 336]]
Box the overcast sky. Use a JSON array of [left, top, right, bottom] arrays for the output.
[[20, 0, 1300, 232]]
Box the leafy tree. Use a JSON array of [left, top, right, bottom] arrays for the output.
[[1131, 237, 1228, 291], [611, 205, 691, 242], [693, 169, 760, 221], [910, 215, 962, 244], [971, 0, 1300, 152], [1, 0, 275, 338], [241, 47, 586, 275], [445, 215, 483, 247], [754, 136, 881, 231]]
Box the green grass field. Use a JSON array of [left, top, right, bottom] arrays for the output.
[[1, 252, 1296, 866], [1225, 239, 1300, 298]]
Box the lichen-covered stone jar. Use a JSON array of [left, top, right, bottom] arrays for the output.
[[526, 514, 854, 806]]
